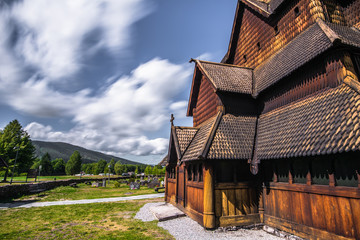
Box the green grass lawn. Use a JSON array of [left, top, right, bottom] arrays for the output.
[[0, 198, 173, 240], [0, 175, 120, 185], [13, 181, 157, 202]]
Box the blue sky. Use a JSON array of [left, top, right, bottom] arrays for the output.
[[0, 0, 237, 165]]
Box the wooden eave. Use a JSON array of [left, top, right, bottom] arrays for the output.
[[200, 111, 224, 159]]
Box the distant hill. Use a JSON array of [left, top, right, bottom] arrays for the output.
[[33, 140, 142, 165]]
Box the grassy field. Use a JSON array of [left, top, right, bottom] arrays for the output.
[[0, 175, 120, 185], [10, 181, 158, 202], [0, 198, 173, 240]]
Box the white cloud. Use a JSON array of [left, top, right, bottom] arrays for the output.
[[24, 58, 192, 156], [9, 0, 151, 80], [0, 0, 194, 160]]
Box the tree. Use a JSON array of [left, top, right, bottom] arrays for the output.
[[109, 158, 115, 174], [95, 159, 107, 175], [65, 151, 82, 175], [39, 153, 52, 176], [0, 120, 35, 182], [144, 165, 152, 175], [135, 166, 139, 175], [52, 158, 65, 175], [114, 161, 123, 175]]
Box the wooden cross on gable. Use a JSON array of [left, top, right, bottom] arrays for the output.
[[170, 114, 174, 126]]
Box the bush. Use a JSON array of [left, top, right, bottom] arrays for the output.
[[129, 177, 135, 183], [114, 181, 121, 188], [20, 173, 28, 177]]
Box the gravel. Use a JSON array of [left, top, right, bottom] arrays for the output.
[[135, 202, 284, 240]]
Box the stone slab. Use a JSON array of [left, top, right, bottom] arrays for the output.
[[149, 203, 186, 221]]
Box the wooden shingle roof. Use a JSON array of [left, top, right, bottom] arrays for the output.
[[253, 19, 360, 96], [208, 114, 257, 160], [193, 60, 253, 95], [255, 84, 360, 160]]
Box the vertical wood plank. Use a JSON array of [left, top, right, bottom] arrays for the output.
[[350, 198, 360, 239], [310, 194, 327, 230], [235, 188, 245, 215], [300, 192, 313, 227], [222, 190, 229, 216], [215, 189, 222, 217], [242, 188, 251, 215], [337, 197, 355, 238], [228, 189, 236, 216]]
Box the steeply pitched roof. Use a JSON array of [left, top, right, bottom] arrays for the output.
[[174, 127, 198, 155], [253, 19, 360, 96], [208, 114, 257, 160], [255, 84, 360, 160], [158, 156, 168, 166], [180, 112, 257, 161], [182, 114, 220, 161], [192, 60, 253, 95]]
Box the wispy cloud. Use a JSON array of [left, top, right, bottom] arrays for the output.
[[0, 0, 193, 160], [25, 58, 192, 156]]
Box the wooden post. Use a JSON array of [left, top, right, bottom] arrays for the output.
[[259, 187, 264, 223], [203, 163, 215, 229]]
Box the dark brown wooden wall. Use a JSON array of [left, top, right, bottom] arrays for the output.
[[166, 179, 176, 204], [214, 183, 260, 227], [262, 52, 350, 113], [263, 184, 360, 239], [193, 76, 220, 127], [233, 0, 316, 68]]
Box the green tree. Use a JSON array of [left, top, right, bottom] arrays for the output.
[[135, 166, 139, 175], [52, 158, 65, 175], [95, 159, 107, 175], [109, 158, 115, 174], [114, 161, 123, 175], [39, 153, 53, 176], [65, 151, 82, 175], [144, 165, 152, 175], [0, 120, 35, 181]]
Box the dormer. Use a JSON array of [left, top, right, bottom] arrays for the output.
[[187, 60, 257, 126]]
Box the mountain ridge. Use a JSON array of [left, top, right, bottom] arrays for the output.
[[33, 140, 143, 165]]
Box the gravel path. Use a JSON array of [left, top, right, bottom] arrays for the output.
[[135, 202, 283, 240], [0, 193, 164, 209]]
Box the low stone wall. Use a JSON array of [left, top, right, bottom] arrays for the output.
[[0, 177, 126, 199]]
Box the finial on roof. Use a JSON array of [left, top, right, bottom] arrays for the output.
[[170, 114, 175, 126]]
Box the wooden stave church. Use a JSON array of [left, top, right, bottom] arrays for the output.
[[165, 0, 360, 239]]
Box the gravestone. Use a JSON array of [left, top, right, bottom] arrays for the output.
[[92, 182, 100, 187], [129, 182, 140, 190], [26, 169, 38, 182], [102, 179, 106, 187], [147, 180, 160, 189]]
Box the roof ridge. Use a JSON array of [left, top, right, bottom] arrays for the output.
[[190, 58, 253, 70], [316, 18, 340, 43], [171, 126, 182, 160], [200, 110, 224, 159]]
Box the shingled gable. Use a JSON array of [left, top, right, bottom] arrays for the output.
[[187, 59, 253, 117], [253, 18, 360, 96], [168, 125, 198, 162]]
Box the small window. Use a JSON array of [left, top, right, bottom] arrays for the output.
[[243, 55, 247, 62], [198, 164, 203, 182], [257, 42, 261, 50], [294, 6, 300, 16], [193, 165, 197, 181], [292, 159, 309, 184], [274, 25, 279, 35], [334, 155, 359, 187], [311, 158, 331, 185], [275, 159, 290, 182], [188, 165, 192, 181]]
